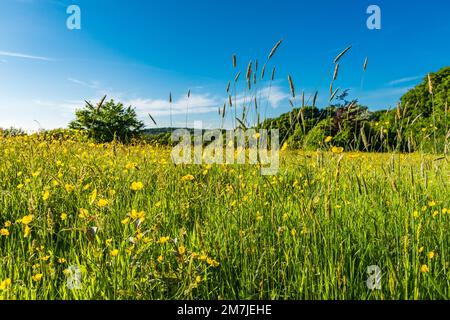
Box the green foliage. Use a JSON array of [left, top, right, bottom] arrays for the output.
[[32, 128, 90, 143], [69, 98, 145, 143], [401, 67, 450, 118], [303, 118, 332, 150], [0, 127, 27, 137], [262, 66, 450, 153]]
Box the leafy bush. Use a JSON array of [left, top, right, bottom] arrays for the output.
[[0, 127, 27, 137], [69, 97, 144, 143]]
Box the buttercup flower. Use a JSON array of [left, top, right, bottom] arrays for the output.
[[130, 181, 144, 191], [32, 273, 43, 282], [420, 264, 429, 273]]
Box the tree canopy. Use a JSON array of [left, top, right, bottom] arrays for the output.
[[69, 97, 144, 143]]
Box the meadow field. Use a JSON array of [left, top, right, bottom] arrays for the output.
[[0, 133, 449, 300]]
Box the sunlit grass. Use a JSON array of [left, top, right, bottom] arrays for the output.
[[0, 134, 449, 299]]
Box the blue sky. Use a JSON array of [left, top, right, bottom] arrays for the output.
[[0, 0, 449, 130]]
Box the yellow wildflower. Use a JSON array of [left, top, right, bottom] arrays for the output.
[[157, 255, 164, 263], [65, 184, 75, 193], [207, 258, 219, 267], [79, 208, 89, 219], [125, 162, 137, 170], [97, 199, 109, 208], [178, 246, 186, 255], [110, 249, 119, 257], [181, 174, 195, 182], [331, 146, 344, 154], [158, 236, 170, 244], [129, 210, 145, 220], [428, 251, 435, 259], [83, 183, 91, 191], [32, 273, 43, 282], [130, 181, 144, 191], [0, 278, 12, 290], [60, 213, 68, 221], [21, 215, 33, 225], [24, 225, 31, 238], [42, 190, 50, 201], [0, 228, 10, 237], [325, 136, 333, 143], [420, 264, 429, 273]]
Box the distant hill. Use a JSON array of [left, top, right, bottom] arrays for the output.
[[143, 127, 187, 135]]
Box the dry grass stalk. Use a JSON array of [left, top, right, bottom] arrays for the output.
[[246, 61, 252, 81], [268, 39, 283, 60], [333, 63, 340, 81], [334, 45, 352, 64], [312, 91, 318, 108], [330, 88, 339, 102], [428, 73, 433, 94], [235, 71, 241, 82], [288, 75, 295, 98]]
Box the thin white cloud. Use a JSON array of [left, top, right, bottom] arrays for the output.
[[126, 93, 221, 117], [257, 86, 290, 108], [0, 50, 53, 61], [388, 75, 423, 86], [127, 85, 289, 118], [33, 99, 83, 112], [359, 86, 413, 99], [67, 78, 100, 89], [26, 84, 290, 130]]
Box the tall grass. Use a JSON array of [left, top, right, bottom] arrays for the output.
[[0, 134, 449, 299]]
